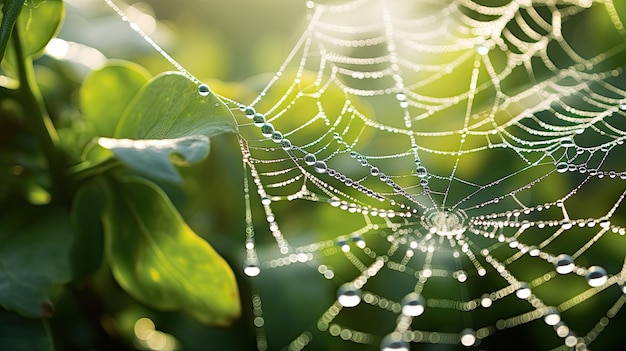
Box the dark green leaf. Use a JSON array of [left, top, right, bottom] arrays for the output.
[[0, 0, 25, 61], [0, 205, 73, 317], [114, 72, 237, 139], [102, 177, 240, 326], [0, 308, 52, 351], [97, 135, 209, 183], [70, 180, 106, 282], [80, 61, 151, 138]]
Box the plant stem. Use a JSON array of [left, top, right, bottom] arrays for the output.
[[69, 158, 122, 184], [12, 24, 68, 203]]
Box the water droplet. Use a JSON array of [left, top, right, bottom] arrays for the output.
[[261, 196, 271, 205], [476, 44, 489, 55], [561, 138, 575, 148], [244, 264, 261, 277], [253, 113, 266, 127], [401, 292, 425, 316], [271, 131, 283, 143], [619, 103, 626, 111], [198, 84, 210, 96], [337, 283, 361, 307], [554, 254, 575, 274], [329, 197, 340, 207], [395, 93, 406, 101], [586, 266, 607, 287], [349, 151, 358, 158], [556, 162, 569, 173], [380, 332, 409, 351], [416, 166, 427, 178], [314, 161, 327, 173], [351, 234, 366, 248], [460, 328, 476, 346], [420, 178, 428, 186], [281, 139, 292, 151], [260, 123, 274, 137], [370, 167, 380, 176], [544, 307, 561, 325], [304, 153, 317, 165], [564, 334, 577, 347], [245, 106, 256, 118], [480, 294, 492, 308], [516, 282, 531, 299]]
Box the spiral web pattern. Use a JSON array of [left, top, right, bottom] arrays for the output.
[[219, 0, 626, 350]]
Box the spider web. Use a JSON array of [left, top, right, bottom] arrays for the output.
[[106, 0, 626, 349], [222, 0, 626, 350]]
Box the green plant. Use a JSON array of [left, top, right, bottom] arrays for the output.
[[0, 1, 240, 349]]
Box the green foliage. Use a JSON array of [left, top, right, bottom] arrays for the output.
[[0, 206, 73, 317], [88, 72, 237, 183], [80, 61, 150, 137], [0, 1, 241, 349], [0, 308, 52, 351], [102, 177, 240, 326], [0, 0, 26, 60]]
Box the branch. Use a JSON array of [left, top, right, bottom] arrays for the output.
[[12, 26, 68, 203]]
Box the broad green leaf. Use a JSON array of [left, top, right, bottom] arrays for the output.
[[70, 180, 105, 282], [102, 177, 240, 326], [86, 72, 237, 183], [81, 61, 151, 137], [97, 135, 209, 183], [4, 0, 63, 67], [0, 0, 26, 61], [114, 72, 237, 139], [0, 205, 73, 318], [0, 309, 52, 351]]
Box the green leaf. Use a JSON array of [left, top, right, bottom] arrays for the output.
[[4, 0, 63, 67], [80, 60, 151, 138], [102, 177, 241, 326], [0, 308, 52, 351], [70, 180, 106, 282], [84, 72, 237, 183], [0, 205, 73, 318], [114, 72, 237, 139], [0, 0, 26, 61], [97, 135, 209, 184]]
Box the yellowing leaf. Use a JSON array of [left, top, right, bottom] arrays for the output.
[[102, 177, 240, 326]]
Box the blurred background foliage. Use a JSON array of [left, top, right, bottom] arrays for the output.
[[16, 0, 626, 350]]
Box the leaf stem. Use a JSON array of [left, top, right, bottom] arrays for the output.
[[68, 158, 122, 183], [12, 24, 68, 203]]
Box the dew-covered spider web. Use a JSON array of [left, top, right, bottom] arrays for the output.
[[108, 0, 626, 350]]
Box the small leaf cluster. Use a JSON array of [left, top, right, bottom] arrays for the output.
[[0, 1, 240, 349]]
